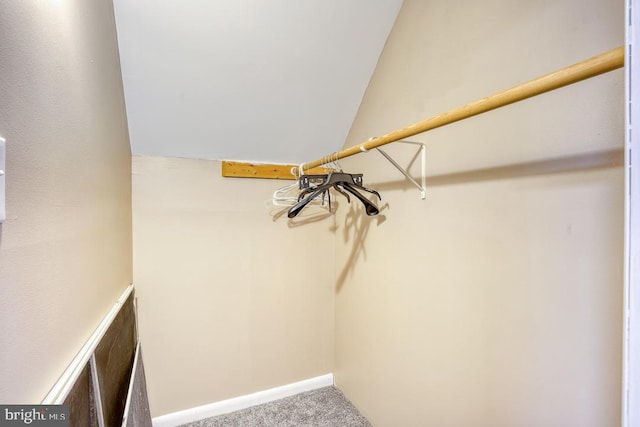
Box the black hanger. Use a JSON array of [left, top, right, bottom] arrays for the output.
[[287, 172, 381, 218], [297, 173, 380, 199]]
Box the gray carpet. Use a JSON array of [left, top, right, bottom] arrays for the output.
[[180, 386, 371, 427]]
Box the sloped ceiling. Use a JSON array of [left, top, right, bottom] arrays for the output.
[[113, 0, 403, 164]]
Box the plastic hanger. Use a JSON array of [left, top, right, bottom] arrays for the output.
[[287, 172, 381, 218]]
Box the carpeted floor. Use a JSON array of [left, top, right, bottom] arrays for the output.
[[179, 386, 372, 427]]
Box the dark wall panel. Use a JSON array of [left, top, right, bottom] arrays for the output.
[[124, 345, 152, 427], [94, 292, 137, 427], [63, 363, 98, 427]]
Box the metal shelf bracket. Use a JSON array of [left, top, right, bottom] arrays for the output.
[[375, 140, 426, 199]]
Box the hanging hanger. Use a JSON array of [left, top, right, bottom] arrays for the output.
[[269, 163, 327, 213], [287, 170, 381, 218]]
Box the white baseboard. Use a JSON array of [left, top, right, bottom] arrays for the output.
[[152, 373, 334, 427]]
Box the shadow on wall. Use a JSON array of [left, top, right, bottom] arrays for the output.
[[266, 183, 387, 290], [332, 147, 623, 290], [335, 203, 387, 291], [265, 148, 623, 291], [373, 147, 624, 193]]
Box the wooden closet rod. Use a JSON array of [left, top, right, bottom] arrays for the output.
[[301, 46, 625, 174]]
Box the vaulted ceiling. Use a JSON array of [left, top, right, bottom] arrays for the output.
[[113, 1, 403, 164]]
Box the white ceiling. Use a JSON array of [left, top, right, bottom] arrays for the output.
[[113, 0, 403, 164]]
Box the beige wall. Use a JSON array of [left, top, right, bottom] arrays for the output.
[[334, 0, 625, 426], [0, 1, 132, 404], [132, 156, 335, 417]]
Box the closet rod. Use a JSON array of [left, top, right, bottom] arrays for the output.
[[301, 46, 624, 173]]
